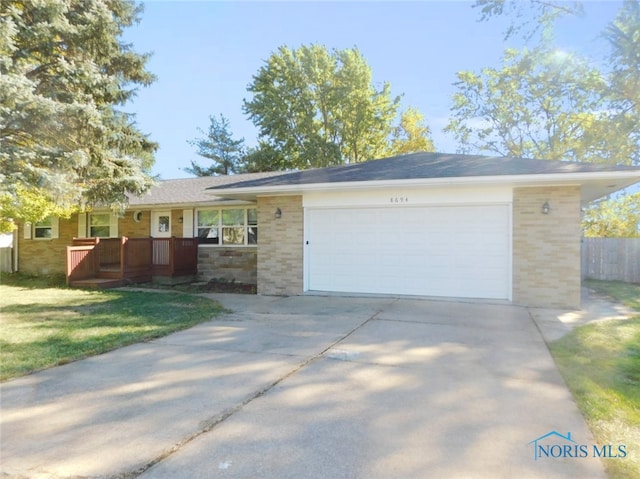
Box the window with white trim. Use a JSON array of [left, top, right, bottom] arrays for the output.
[[89, 213, 111, 237], [196, 207, 257, 245], [34, 217, 53, 238], [25, 217, 59, 239]]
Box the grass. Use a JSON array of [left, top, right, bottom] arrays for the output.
[[584, 279, 640, 312], [0, 273, 224, 381], [550, 280, 640, 479]]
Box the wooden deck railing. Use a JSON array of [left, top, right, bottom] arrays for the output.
[[66, 245, 98, 283], [151, 238, 199, 276], [124, 238, 153, 281], [172, 238, 198, 276], [66, 236, 198, 285], [96, 238, 123, 269]]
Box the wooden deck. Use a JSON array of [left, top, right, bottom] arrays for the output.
[[66, 237, 198, 289]]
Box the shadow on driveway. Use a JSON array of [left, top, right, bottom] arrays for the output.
[[0, 294, 612, 479]]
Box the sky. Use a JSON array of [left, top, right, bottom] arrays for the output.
[[122, 1, 624, 180]]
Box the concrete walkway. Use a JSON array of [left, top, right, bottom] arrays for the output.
[[1, 292, 631, 479]]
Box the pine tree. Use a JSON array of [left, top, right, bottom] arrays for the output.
[[186, 115, 245, 176], [0, 0, 157, 231]]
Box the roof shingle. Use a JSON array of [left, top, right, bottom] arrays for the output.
[[128, 171, 285, 206], [206, 152, 640, 190]]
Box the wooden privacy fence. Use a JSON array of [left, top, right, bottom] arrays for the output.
[[0, 247, 13, 273], [582, 237, 640, 283]]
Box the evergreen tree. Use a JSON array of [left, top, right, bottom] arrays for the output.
[[186, 115, 245, 176], [0, 0, 157, 231]]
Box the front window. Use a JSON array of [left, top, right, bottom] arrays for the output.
[[197, 210, 219, 243], [222, 209, 245, 245], [34, 217, 53, 238], [90, 213, 111, 237], [247, 208, 258, 245], [197, 208, 257, 245]]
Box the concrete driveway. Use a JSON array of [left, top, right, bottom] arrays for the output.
[[0, 294, 613, 479]]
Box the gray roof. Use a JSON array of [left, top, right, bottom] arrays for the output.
[[207, 152, 640, 190], [128, 171, 285, 206]]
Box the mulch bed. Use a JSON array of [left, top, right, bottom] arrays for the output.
[[200, 281, 256, 294], [133, 280, 256, 295]]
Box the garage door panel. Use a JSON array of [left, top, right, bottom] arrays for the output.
[[307, 205, 510, 299]]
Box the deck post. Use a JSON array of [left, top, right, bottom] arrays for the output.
[[120, 236, 127, 278], [169, 237, 175, 276]]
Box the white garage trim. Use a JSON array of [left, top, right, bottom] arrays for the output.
[[304, 203, 512, 300], [302, 185, 513, 208]]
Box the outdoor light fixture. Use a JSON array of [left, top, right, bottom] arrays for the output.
[[542, 201, 550, 215], [275, 207, 282, 219], [178, 216, 183, 223]]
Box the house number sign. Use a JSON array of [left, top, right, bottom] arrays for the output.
[[390, 196, 409, 204]]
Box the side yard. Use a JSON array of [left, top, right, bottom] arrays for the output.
[[0, 274, 224, 381], [551, 280, 640, 479]]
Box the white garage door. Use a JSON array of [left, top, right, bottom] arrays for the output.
[[306, 205, 510, 299]]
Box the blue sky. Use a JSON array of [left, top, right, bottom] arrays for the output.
[[123, 1, 623, 180]]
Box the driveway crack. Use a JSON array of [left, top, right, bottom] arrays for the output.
[[109, 306, 387, 479]]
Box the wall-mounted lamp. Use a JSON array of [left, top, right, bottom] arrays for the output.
[[542, 201, 550, 215], [178, 216, 183, 224], [275, 207, 282, 219]]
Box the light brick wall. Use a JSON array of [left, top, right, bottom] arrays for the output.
[[119, 209, 183, 238], [120, 210, 151, 237], [257, 196, 303, 295], [198, 247, 257, 284], [18, 209, 154, 276], [18, 216, 77, 275], [171, 210, 183, 237], [513, 186, 582, 308]]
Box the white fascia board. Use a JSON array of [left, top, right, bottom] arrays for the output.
[[125, 199, 256, 209], [210, 170, 640, 198]]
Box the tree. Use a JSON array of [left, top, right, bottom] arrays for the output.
[[602, 0, 640, 167], [473, 0, 583, 42], [0, 0, 157, 232], [583, 193, 640, 237], [444, 46, 623, 163], [390, 107, 435, 155], [243, 44, 401, 170], [449, 0, 640, 237], [240, 143, 288, 173], [447, 0, 640, 166], [186, 114, 245, 176], [580, 0, 640, 236]]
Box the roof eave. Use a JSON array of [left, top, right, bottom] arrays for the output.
[[207, 171, 640, 202], [126, 198, 256, 209]]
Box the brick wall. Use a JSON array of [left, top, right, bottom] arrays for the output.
[[18, 217, 77, 275], [197, 247, 257, 284], [171, 210, 183, 237], [120, 210, 151, 237], [257, 196, 303, 295], [512, 186, 582, 308], [17, 209, 192, 277]]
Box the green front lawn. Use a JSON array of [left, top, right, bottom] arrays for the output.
[[0, 273, 224, 381], [550, 280, 640, 479]]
